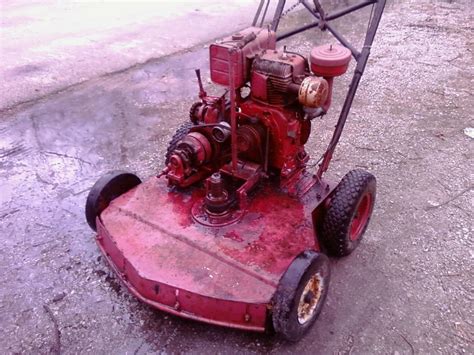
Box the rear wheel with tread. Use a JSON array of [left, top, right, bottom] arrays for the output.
[[319, 169, 376, 257]]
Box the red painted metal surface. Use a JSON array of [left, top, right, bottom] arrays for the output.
[[239, 99, 310, 178], [250, 49, 306, 106], [210, 26, 276, 87], [167, 131, 213, 187], [96, 176, 333, 331], [310, 44, 352, 77]]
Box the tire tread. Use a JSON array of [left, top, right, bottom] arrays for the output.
[[319, 169, 376, 256]]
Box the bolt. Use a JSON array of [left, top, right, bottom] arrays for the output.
[[209, 173, 223, 197]]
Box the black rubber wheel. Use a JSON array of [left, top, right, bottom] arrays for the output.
[[85, 171, 141, 231], [319, 169, 376, 257], [272, 250, 330, 342], [165, 121, 193, 165]]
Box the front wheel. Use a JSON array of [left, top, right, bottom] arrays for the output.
[[272, 250, 330, 342], [85, 171, 141, 231], [319, 169, 376, 257]]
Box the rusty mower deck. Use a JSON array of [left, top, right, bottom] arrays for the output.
[[96, 176, 333, 331]]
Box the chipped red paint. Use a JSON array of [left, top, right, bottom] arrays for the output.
[[96, 176, 334, 331]]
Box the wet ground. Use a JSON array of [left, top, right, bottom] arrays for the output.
[[0, 0, 473, 354], [0, 0, 262, 110]]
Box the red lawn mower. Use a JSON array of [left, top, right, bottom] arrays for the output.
[[86, 0, 385, 341]]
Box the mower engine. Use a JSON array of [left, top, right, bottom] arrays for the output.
[[164, 26, 351, 222]]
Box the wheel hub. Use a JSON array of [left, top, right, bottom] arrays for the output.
[[349, 194, 372, 241], [297, 273, 323, 324]]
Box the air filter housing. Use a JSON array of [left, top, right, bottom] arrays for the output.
[[310, 44, 351, 77]]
